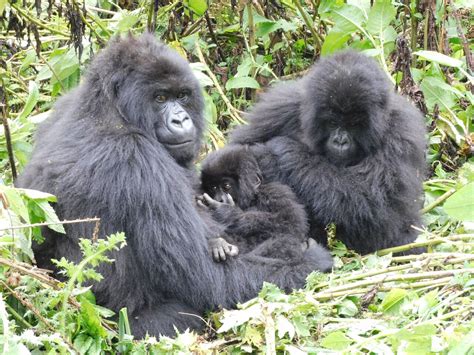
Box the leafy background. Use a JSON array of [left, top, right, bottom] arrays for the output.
[[0, 0, 473, 353]]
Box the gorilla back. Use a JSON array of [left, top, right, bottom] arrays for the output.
[[17, 34, 327, 338]]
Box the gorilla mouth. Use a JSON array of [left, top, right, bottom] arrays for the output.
[[165, 141, 193, 148]]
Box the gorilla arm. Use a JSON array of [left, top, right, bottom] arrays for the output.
[[267, 134, 420, 254], [203, 183, 308, 242]]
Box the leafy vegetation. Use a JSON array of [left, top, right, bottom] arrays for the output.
[[1, 0, 473, 353]]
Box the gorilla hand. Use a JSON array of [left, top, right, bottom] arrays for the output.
[[199, 193, 235, 208], [208, 237, 239, 262]]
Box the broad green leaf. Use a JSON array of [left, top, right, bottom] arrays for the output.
[[321, 331, 352, 350], [18, 81, 40, 122], [73, 334, 93, 353], [380, 288, 408, 313], [337, 298, 358, 316], [414, 50, 464, 68], [331, 5, 366, 35], [225, 76, 260, 90], [420, 76, 459, 111], [366, 0, 396, 35], [444, 183, 474, 222], [187, 0, 207, 16], [19, 188, 57, 202], [322, 31, 351, 55], [32, 200, 66, 234]]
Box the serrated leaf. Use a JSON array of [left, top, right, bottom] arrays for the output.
[[187, 0, 207, 16], [380, 288, 408, 313], [444, 183, 474, 222], [414, 50, 464, 68], [18, 81, 40, 122], [276, 316, 295, 339], [366, 0, 396, 35], [321, 331, 352, 350], [32, 200, 66, 234], [225, 76, 260, 90]]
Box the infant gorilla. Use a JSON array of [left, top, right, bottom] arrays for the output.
[[198, 145, 333, 271]]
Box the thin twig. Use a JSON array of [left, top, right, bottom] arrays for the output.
[[0, 217, 101, 232], [0, 85, 17, 179]]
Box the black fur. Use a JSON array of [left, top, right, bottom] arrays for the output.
[[230, 51, 426, 255], [200, 145, 333, 270], [17, 34, 331, 338]]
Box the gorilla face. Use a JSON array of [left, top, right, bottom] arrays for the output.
[[95, 35, 204, 166], [300, 51, 391, 167], [201, 146, 262, 209], [202, 175, 239, 203]]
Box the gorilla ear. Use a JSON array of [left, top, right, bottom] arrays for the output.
[[103, 71, 126, 100]]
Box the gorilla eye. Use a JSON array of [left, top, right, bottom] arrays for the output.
[[211, 185, 217, 191], [177, 92, 188, 100], [156, 94, 167, 103], [223, 183, 232, 192]]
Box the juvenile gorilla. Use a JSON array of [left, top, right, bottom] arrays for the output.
[[198, 145, 333, 271], [230, 51, 426, 255], [17, 34, 332, 338]]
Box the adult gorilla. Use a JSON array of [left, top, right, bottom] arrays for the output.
[[230, 51, 426, 255], [17, 34, 327, 337]]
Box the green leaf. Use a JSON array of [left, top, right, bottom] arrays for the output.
[[366, 0, 396, 35], [444, 183, 474, 222], [17, 81, 40, 122], [380, 288, 408, 314], [225, 76, 260, 90], [420, 76, 459, 111], [187, 0, 207, 16], [322, 31, 351, 55], [331, 5, 366, 35], [19, 188, 57, 202], [320, 331, 352, 350], [32, 200, 66, 234], [0, 0, 7, 13], [1, 186, 30, 223], [79, 297, 107, 337], [414, 50, 464, 68], [276, 316, 295, 339]]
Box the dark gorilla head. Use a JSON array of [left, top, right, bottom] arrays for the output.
[[201, 146, 262, 209], [300, 51, 392, 166], [86, 34, 204, 166]]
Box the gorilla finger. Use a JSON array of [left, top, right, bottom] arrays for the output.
[[212, 248, 222, 262], [196, 200, 208, 209], [225, 193, 235, 206], [218, 247, 227, 261], [203, 193, 219, 208]]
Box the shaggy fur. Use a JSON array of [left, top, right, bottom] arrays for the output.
[[230, 51, 426, 255], [200, 145, 333, 270], [17, 34, 333, 338]]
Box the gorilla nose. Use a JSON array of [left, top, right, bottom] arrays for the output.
[[333, 135, 349, 146], [169, 112, 193, 134]]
